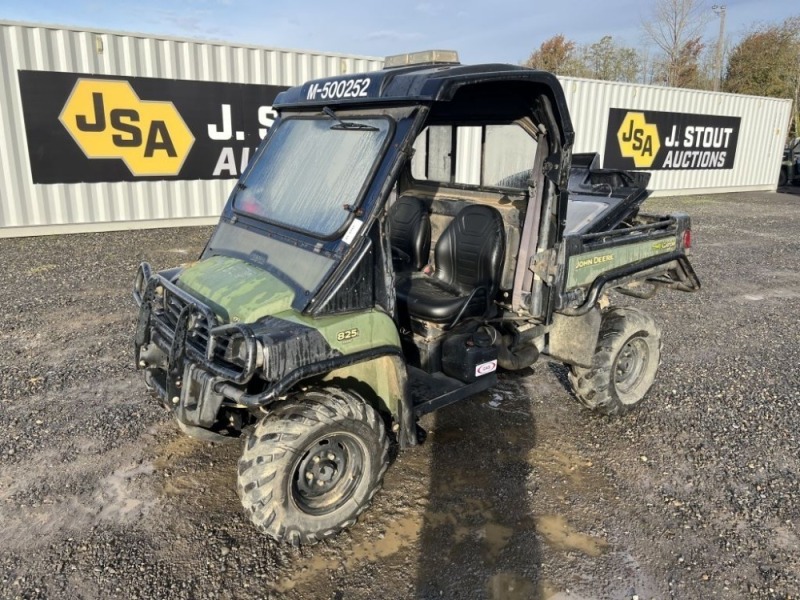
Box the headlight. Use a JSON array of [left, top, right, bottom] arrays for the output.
[[257, 341, 267, 369], [133, 262, 152, 305]]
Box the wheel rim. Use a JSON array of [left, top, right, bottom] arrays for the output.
[[613, 336, 650, 401], [291, 433, 365, 516]]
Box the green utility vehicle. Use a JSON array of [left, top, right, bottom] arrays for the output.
[[779, 137, 800, 186], [133, 50, 700, 545]]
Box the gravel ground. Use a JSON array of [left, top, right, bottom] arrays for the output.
[[0, 190, 798, 600]]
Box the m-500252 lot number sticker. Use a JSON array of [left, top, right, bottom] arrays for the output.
[[306, 78, 372, 101]]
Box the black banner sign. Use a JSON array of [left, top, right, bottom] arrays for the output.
[[18, 70, 288, 183], [603, 108, 741, 171]]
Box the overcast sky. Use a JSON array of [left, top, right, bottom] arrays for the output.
[[0, 0, 794, 63]]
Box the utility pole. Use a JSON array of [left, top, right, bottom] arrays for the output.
[[712, 5, 727, 92]]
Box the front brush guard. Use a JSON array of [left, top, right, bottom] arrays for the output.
[[133, 262, 258, 386]]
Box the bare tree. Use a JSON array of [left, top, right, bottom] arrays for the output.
[[642, 0, 710, 87]]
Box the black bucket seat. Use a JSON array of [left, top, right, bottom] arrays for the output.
[[396, 204, 505, 325], [387, 196, 431, 271]]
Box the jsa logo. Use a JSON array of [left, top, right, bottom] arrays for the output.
[[617, 112, 661, 168], [59, 79, 194, 176]]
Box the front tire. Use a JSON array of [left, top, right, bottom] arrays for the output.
[[237, 387, 389, 545], [779, 167, 788, 187], [568, 307, 662, 416]]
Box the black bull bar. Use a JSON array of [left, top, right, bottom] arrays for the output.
[[133, 262, 259, 385]]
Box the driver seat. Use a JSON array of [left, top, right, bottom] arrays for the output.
[[396, 204, 505, 325]]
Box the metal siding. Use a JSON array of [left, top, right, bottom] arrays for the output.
[[2, 23, 793, 237], [439, 76, 789, 197], [0, 21, 382, 235], [558, 76, 793, 196]]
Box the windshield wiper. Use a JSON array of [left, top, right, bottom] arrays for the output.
[[323, 106, 379, 131]]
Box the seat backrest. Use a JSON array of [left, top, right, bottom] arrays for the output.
[[387, 196, 431, 270], [434, 204, 506, 295]]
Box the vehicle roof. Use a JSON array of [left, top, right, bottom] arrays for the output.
[[273, 62, 575, 147]]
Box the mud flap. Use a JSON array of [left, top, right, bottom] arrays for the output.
[[547, 308, 602, 368]]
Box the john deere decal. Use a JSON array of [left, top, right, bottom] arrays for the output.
[[604, 108, 740, 171], [18, 70, 288, 184]]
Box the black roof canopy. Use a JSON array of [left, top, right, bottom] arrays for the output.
[[273, 62, 575, 148]]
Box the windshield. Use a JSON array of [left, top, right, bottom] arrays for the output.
[[204, 221, 336, 297], [233, 116, 391, 237]]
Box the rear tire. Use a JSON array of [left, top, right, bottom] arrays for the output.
[[237, 387, 389, 545], [779, 167, 788, 187], [568, 307, 662, 416]]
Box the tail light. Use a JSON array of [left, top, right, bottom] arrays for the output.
[[682, 229, 692, 249]]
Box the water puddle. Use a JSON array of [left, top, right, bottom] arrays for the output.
[[482, 522, 514, 561], [528, 446, 592, 485], [535, 514, 608, 557], [741, 288, 800, 302], [272, 515, 424, 593]]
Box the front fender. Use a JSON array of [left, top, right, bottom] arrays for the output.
[[323, 354, 416, 448]]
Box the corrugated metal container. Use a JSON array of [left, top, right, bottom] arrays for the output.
[[0, 20, 382, 237], [1, 24, 793, 238], [416, 76, 791, 198], [558, 76, 793, 197]]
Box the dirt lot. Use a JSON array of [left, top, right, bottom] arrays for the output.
[[1, 191, 798, 600]]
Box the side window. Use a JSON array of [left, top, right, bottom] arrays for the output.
[[483, 125, 536, 188], [411, 123, 536, 189]]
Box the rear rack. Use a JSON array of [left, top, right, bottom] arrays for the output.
[[579, 215, 676, 242], [557, 212, 700, 316]]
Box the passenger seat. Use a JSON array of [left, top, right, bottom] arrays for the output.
[[396, 204, 505, 326], [387, 196, 431, 271]]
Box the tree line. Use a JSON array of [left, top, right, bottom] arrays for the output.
[[523, 0, 800, 134]]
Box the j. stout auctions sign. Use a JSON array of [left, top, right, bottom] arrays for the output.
[[603, 108, 741, 171], [18, 70, 288, 183]]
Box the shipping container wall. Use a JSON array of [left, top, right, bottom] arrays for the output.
[[558, 76, 793, 197], [400, 77, 792, 199], [0, 22, 794, 238], [0, 21, 383, 237]]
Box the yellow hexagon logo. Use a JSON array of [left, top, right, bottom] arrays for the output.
[[616, 112, 660, 168], [59, 79, 194, 177]]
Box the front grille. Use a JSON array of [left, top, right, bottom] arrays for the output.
[[137, 272, 257, 385], [156, 288, 232, 363], [162, 288, 183, 328]]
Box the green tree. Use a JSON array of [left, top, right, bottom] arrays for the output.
[[725, 21, 799, 97], [583, 36, 640, 82], [673, 37, 706, 88], [524, 34, 641, 82], [725, 17, 800, 133], [523, 34, 580, 75]]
